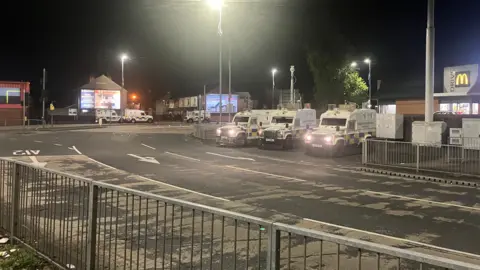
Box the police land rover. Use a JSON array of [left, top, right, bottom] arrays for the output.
[[304, 104, 376, 156], [216, 110, 281, 146], [258, 108, 316, 149]]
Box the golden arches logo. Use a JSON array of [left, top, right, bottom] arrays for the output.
[[455, 72, 470, 86]]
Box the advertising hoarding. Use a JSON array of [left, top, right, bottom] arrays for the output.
[[80, 89, 95, 109], [0, 87, 20, 104], [80, 89, 121, 109], [206, 94, 238, 113]]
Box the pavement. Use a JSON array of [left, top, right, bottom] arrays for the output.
[[1, 124, 480, 267]]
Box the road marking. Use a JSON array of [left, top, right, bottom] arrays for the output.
[[304, 218, 480, 259], [54, 143, 63, 147], [34, 140, 43, 143], [225, 166, 306, 182], [69, 146, 82, 155], [127, 154, 160, 164], [363, 190, 480, 212], [13, 150, 40, 156], [135, 175, 230, 202], [141, 143, 156, 150], [28, 156, 47, 168], [165, 151, 200, 162], [235, 152, 317, 166], [88, 158, 118, 170], [206, 152, 255, 161]]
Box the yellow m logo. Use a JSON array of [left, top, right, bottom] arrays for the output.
[[456, 73, 469, 86]]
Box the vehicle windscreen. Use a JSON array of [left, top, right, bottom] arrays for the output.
[[233, 116, 250, 123], [321, 118, 347, 126], [272, 117, 294, 124]]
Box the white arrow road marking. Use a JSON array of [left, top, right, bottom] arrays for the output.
[[28, 156, 47, 168], [206, 152, 255, 161], [127, 154, 160, 164], [54, 143, 63, 147], [165, 152, 200, 162], [68, 146, 82, 155]]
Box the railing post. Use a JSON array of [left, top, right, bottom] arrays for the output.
[[86, 183, 99, 270], [10, 163, 21, 238], [362, 139, 368, 165], [416, 144, 420, 173], [266, 224, 281, 270]]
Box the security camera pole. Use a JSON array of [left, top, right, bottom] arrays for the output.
[[290, 65, 295, 105]]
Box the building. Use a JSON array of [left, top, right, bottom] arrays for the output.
[[377, 64, 480, 115], [0, 81, 30, 126], [77, 75, 128, 115]]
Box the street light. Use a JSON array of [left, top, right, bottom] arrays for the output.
[[208, 0, 224, 121], [350, 58, 372, 107], [271, 68, 277, 109], [120, 54, 129, 88]]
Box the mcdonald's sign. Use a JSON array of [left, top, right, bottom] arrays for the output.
[[455, 71, 470, 87]]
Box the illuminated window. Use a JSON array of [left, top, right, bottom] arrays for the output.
[[439, 103, 450, 112], [378, 104, 396, 114], [473, 103, 479, 115]]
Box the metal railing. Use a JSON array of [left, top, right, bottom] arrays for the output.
[[1, 158, 479, 269], [363, 138, 480, 177]]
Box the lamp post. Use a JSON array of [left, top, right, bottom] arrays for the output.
[[350, 58, 372, 107], [271, 68, 277, 109], [120, 54, 129, 88], [207, 0, 224, 121]]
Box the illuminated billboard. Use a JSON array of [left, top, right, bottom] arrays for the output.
[[206, 94, 238, 113], [80, 89, 121, 109], [0, 87, 20, 104]]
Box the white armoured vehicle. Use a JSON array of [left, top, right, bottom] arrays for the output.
[[304, 104, 376, 156], [258, 109, 316, 149], [216, 110, 283, 146]]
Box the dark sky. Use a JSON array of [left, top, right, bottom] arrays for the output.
[[1, 0, 479, 107]]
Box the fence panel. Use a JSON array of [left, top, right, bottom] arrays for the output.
[[364, 139, 480, 177], [1, 158, 480, 269]]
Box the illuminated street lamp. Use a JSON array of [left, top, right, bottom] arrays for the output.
[[350, 58, 373, 107], [207, 0, 224, 120], [271, 68, 277, 109], [120, 54, 129, 88]]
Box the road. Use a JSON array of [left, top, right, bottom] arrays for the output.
[[2, 125, 480, 266]]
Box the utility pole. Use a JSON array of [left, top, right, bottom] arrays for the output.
[[203, 84, 207, 119], [290, 65, 295, 105], [228, 45, 232, 122], [22, 84, 26, 129], [41, 68, 46, 127], [425, 0, 435, 122]]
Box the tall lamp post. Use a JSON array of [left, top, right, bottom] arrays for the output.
[[351, 58, 372, 107], [120, 54, 129, 88], [207, 0, 224, 122], [271, 68, 277, 109]]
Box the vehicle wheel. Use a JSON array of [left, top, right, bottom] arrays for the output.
[[237, 134, 247, 147], [258, 139, 265, 149], [131, 119, 136, 124], [331, 142, 344, 157], [147, 119, 153, 123], [187, 119, 193, 123], [283, 136, 293, 150]]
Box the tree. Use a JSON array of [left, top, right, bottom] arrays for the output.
[[341, 68, 368, 105]]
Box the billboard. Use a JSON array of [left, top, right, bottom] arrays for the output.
[[206, 94, 238, 113], [80, 89, 121, 109], [80, 89, 95, 109], [0, 87, 20, 104]]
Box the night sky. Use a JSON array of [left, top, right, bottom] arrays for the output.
[[1, 0, 479, 109]]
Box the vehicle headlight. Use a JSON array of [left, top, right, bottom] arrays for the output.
[[324, 136, 333, 144], [305, 134, 312, 142], [228, 129, 236, 137], [216, 128, 221, 136]]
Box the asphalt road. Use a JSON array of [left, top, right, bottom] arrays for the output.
[[2, 125, 480, 265]]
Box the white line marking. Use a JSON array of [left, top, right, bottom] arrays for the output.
[[87, 158, 118, 170], [141, 143, 156, 150], [363, 190, 480, 212], [34, 140, 43, 143], [225, 166, 306, 182], [304, 218, 480, 259], [236, 152, 317, 166], [54, 143, 63, 147], [135, 175, 230, 202], [28, 156, 47, 167], [165, 151, 200, 162], [206, 152, 255, 161], [69, 146, 82, 155]]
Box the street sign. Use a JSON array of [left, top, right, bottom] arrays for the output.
[[68, 108, 77, 116]]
